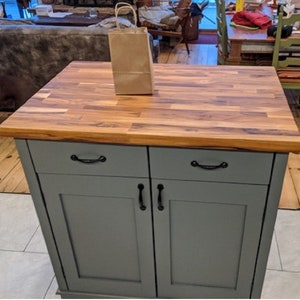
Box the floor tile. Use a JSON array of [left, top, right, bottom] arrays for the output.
[[45, 277, 61, 299], [0, 193, 39, 251], [266, 232, 282, 271], [0, 250, 54, 298], [1, 195, 300, 298], [261, 269, 300, 299], [26, 226, 48, 254], [275, 210, 300, 272]]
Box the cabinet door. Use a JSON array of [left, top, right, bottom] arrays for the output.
[[38, 174, 156, 298], [152, 179, 267, 298]]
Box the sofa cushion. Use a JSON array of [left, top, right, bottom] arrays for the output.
[[0, 25, 110, 89], [0, 75, 36, 111], [0, 25, 110, 111]]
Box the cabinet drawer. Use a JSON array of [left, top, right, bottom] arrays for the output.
[[28, 140, 148, 177], [149, 147, 273, 184]]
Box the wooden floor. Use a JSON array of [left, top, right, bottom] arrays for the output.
[[281, 153, 300, 209], [0, 136, 29, 194], [0, 42, 300, 209], [157, 43, 218, 65]]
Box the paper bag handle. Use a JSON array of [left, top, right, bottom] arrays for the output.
[[115, 2, 138, 28]]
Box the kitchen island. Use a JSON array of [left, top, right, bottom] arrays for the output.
[[1, 62, 300, 298]]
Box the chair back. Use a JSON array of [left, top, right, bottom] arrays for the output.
[[215, 0, 229, 64], [137, 0, 192, 54], [175, 0, 191, 20], [272, 9, 300, 88], [272, 10, 300, 68]]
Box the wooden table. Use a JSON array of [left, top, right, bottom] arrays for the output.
[[31, 12, 111, 26], [226, 1, 275, 65], [1, 62, 300, 299]]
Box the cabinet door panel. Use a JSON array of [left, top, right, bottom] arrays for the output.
[[39, 174, 156, 298], [152, 179, 267, 298]]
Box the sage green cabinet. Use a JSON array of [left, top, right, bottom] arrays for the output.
[[152, 179, 267, 298], [26, 141, 156, 298], [149, 147, 272, 298], [38, 174, 156, 298], [16, 140, 287, 298]]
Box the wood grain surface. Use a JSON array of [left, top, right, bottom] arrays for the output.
[[1, 61, 300, 152]]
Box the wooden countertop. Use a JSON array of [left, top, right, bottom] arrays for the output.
[[1, 61, 300, 152]]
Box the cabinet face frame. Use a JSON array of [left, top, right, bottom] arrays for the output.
[[15, 139, 288, 299]]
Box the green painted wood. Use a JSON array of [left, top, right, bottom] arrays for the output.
[[251, 152, 289, 298], [215, 0, 229, 64], [38, 174, 156, 298], [149, 147, 273, 184], [272, 10, 300, 89], [18, 139, 287, 298], [15, 139, 68, 292], [28, 140, 149, 177], [152, 179, 268, 298]]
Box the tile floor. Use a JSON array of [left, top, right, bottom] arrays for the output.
[[1, 192, 300, 298], [0, 193, 58, 299]]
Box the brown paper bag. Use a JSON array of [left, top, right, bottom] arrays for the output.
[[108, 2, 154, 95]]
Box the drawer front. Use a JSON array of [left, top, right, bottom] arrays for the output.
[[28, 140, 148, 177], [149, 147, 273, 184]]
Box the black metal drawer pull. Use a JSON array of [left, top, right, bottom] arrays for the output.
[[70, 154, 106, 164], [157, 184, 164, 211], [138, 184, 146, 211], [191, 160, 228, 170]]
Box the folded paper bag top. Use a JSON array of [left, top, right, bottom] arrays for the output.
[[108, 2, 154, 95]]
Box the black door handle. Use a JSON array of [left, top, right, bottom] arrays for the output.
[[157, 184, 164, 211], [191, 160, 228, 170], [138, 184, 146, 211], [70, 154, 106, 164]]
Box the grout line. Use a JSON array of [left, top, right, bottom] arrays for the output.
[[23, 225, 40, 252], [0, 248, 48, 254], [43, 275, 57, 299], [266, 269, 300, 274], [274, 230, 284, 271]]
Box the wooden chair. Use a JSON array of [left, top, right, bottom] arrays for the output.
[[272, 9, 300, 89], [137, 0, 192, 54], [215, 0, 230, 64]]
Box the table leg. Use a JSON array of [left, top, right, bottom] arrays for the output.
[[227, 40, 242, 65]]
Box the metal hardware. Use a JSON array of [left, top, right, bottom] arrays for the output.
[[157, 184, 164, 211], [138, 184, 146, 211], [70, 154, 106, 164], [190, 160, 228, 170]]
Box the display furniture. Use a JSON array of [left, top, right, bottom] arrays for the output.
[[217, 0, 274, 65], [1, 62, 300, 298]]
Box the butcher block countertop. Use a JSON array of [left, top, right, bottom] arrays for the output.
[[1, 61, 300, 152]]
